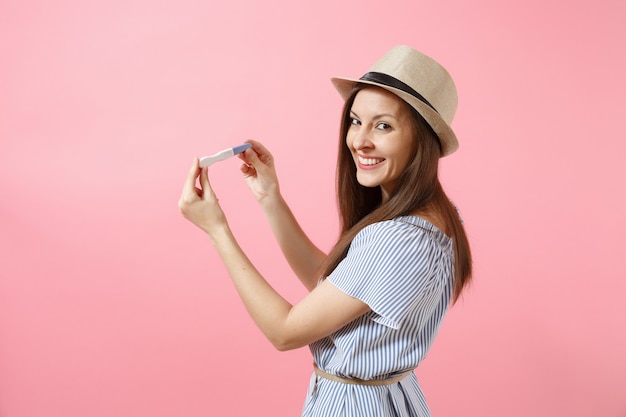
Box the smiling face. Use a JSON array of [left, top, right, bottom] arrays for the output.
[[346, 87, 416, 201]]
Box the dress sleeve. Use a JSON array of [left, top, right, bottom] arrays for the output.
[[326, 220, 449, 329]]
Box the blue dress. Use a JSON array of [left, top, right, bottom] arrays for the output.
[[302, 216, 454, 417]]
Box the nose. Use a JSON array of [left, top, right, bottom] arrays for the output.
[[349, 128, 373, 151]]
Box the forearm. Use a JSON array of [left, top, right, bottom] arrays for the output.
[[259, 192, 326, 291], [207, 224, 295, 349]]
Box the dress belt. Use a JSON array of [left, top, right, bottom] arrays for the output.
[[313, 364, 413, 387]]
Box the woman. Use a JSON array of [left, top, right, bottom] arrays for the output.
[[179, 45, 472, 417]]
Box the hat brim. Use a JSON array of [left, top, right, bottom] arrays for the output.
[[331, 77, 459, 157]]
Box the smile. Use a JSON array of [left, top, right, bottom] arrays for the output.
[[358, 156, 385, 166]]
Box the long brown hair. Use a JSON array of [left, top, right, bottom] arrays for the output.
[[320, 86, 472, 302]]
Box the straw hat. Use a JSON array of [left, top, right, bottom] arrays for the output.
[[331, 45, 459, 156]]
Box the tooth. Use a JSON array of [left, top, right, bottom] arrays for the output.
[[359, 156, 383, 165]]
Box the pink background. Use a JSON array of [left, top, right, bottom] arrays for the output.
[[1, 0, 625, 416]]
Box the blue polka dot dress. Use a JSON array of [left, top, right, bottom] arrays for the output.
[[302, 216, 454, 417]]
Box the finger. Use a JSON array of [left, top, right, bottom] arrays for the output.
[[239, 163, 255, 176], [199, 167, 217, 201], [182, 157, 201, 194], [237, 139, 257, 164], [236, 152, 249, 163], [243, 147, 270, 174], [246, 140, 273, 161], [237, 140, 274, 176], [179, 158, 202, 211]]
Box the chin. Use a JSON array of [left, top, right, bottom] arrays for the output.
[[356, 176, 380, 189]]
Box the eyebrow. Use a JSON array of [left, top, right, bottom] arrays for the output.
[[350, 110, 398, 121]]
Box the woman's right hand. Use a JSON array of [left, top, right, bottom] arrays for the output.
[[238, 140, 325, 290], [238, 140, 280, 202]]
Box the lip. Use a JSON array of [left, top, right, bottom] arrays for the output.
[[356, 154, 385, 170]]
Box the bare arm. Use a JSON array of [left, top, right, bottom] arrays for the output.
[[238, 140, 326, 291], [178, 158, 369, 350]]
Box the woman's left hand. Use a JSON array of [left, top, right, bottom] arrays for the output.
[[178, 157, 228, 236], [178, 161, 370, 352]]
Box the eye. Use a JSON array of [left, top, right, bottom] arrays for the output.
[[376, 122, 391, 130], [349, 117, 361, 126]]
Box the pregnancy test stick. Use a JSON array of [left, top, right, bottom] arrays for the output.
[[199, 143, 252, 168]]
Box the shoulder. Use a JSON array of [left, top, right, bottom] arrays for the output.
[[355, 216, 447, 240], [351, 218, 413, 247], [351, 216, 450, 253]]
